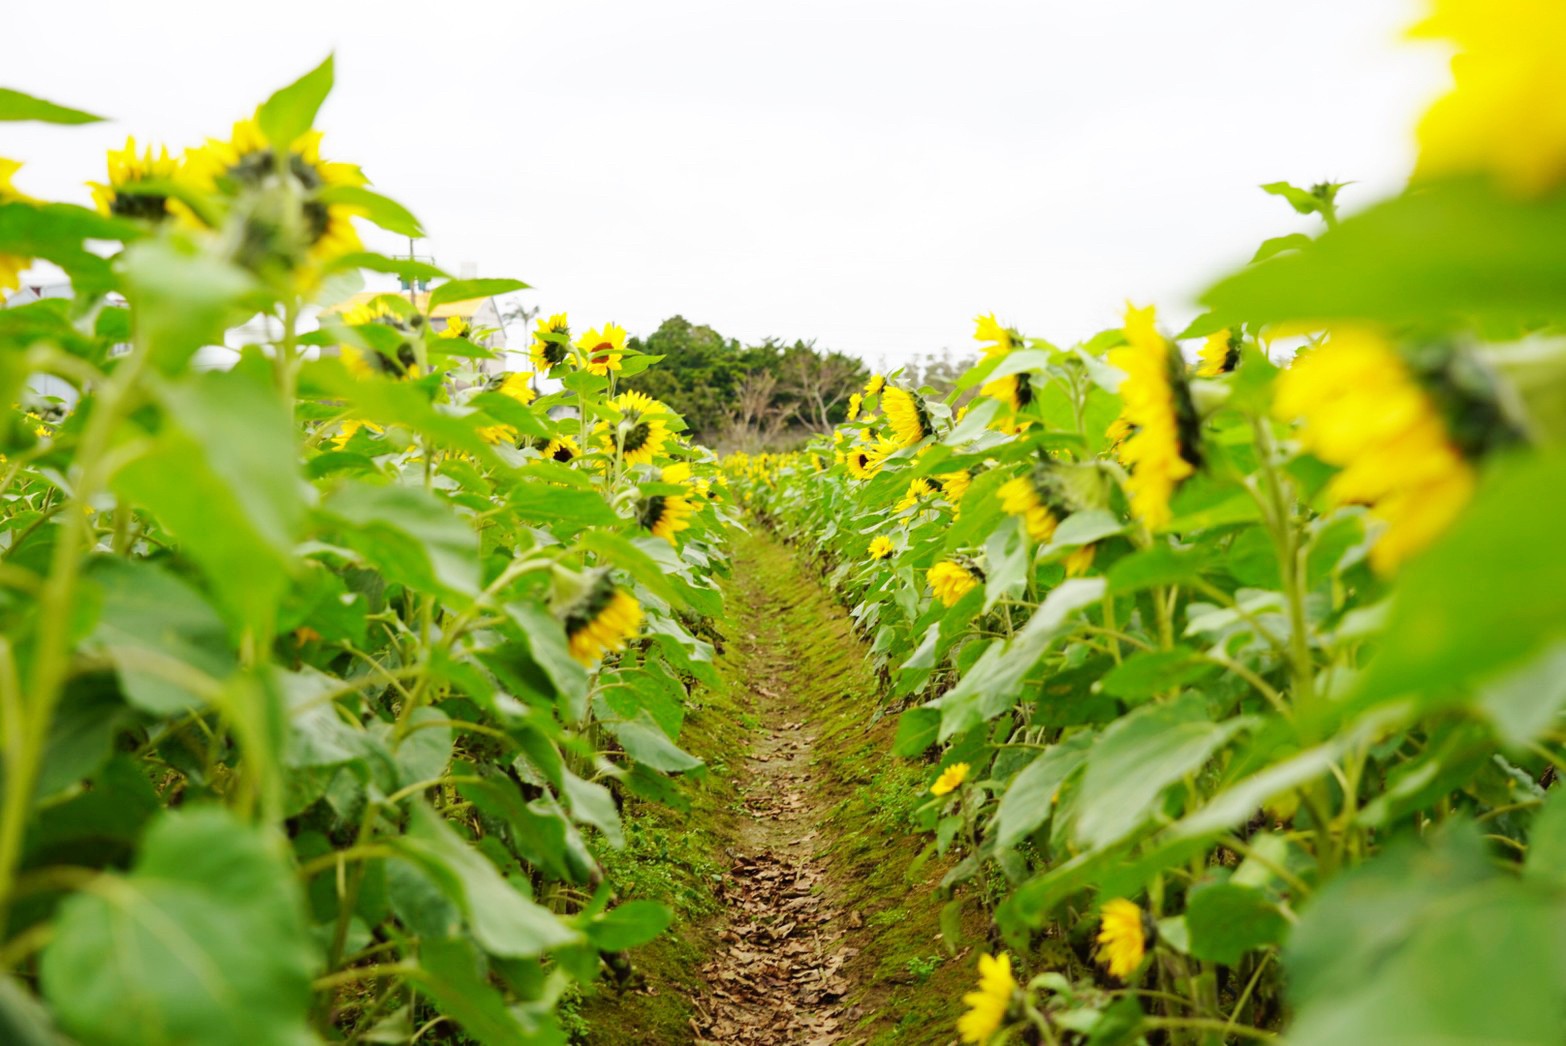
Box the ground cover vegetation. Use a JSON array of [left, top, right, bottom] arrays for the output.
[[723, 3, 1566, 1041]]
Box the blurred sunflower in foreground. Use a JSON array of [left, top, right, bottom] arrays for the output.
[[0, 159, 32, 292], [1107, 304, 1202, 530], [562, 572, 643, 666]]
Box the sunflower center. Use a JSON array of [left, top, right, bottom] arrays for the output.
[[591, 342, 614, 364], [110, 188, 170, 222], [622, 420, 651, 453]]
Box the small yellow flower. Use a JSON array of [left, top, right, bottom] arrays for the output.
[[998, 472, 1061, 544], [846, 392, 862, 421], [1107, 304, 1202, 530], [576, 322, 626, 376], [0, 158, 33, 292], [973, 313, 1015, 359], [332, 417, 384, 448], [982, 372, 1033, 416], [865, 373, 886, 397], [1096, 899, 1148, 980], [88, 136, 182, 221], [845, 435, 898, 480], [928, 559, 982, 607], [930, 762, 969, 796], [897, 477, 938, 512], [957, 952, 1016, 1045], [868, 535, 896, 560], [440, 315, 471, 340], [563, 575, 643, 666], [531, 312, 571, 371], [339, 299, 422, 380], [1196, 329, 1241, 378], [1410, 0, 1566, 196], [939, 469, 972, 504], [1273, 327, 1475, 572], [882, 386, 933, 448]]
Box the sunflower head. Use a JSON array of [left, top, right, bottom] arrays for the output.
[[575, 322, 626, 376], [0, 159, 33, 293], [530, 312, 572, 371], [1096, 899, 1152, 980], [1107, 304, 1203, 530], [534, 432, 581, 463], [865, 373, 886, 398], [882, 386, 934, 448], [997, 470, 1064, 544], [973, 313, 1018, 358], [440, 315, 472, 341], [867, 535, 896, 560], [981, 371, 1034, 416], [601, 389, 672, 466], [927, 558, 983, 608], [339, 299, 424, 380], [939, 469, 973, 506], [930, 762, 969, 796], [845, 435, 899, 480], [846, 392, 863, 421], [486, 370, 537, 405], [956, 952, 1017, 1045], [1196, 328, 1242, 378], [638, 493, 695, 543], [561, 571, 643, 666], [897, 477, 940, 513], [89, 137, 182, 222]]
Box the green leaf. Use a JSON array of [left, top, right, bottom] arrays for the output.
[[892, 707, 940, 757], [561, 768, 623, 847], [1107, 543, 1212, 595], [1260, 180, 1325, 216], [0, 975, 62, 1046], [257, 55, 334, 145], [0, 87, 103, 124], [583, 901, 672, 951], [577, 530, 686, 610], [427, 278, 529, 311], [413, 937, 544, 1046], [395, 803, 581, 958], [1184, 880, 1287, 965], [120, 237, 255, 374], [1074, 694, 1248, 850], [83, 558, 235, 714], [994, 734, 1092, 849], [328, 251, 448, 282], [1526, 787, 1566, 888], [1251, 233, 1313, 263], [607, 711, 703, 773], [39, 807, 315, 1046], [317, 185, 424, 238], [322, 482, 481, 602], [1099, 647, 1217, 702]]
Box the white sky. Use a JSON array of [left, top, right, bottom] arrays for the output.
[[6, 0, 1450, 367]]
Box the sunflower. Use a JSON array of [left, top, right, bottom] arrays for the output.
[[88, 137, 181, 222], [868, 535, 896, 560], [973, 313, 1017, 359], [639, 492, 695, 543], [928, 559, 983, 607], [1273, 327, 1477, 572], [957, 953, 1016, 1045], [1107, 304, 1203, 530], [576, 322, 626, 376], [939, 469, 972, 504], [0, 159, 33, 292], [562, 573, 643, 666], [339, 299, 422, 380], [998, 471, 1062, 544], [1410, 0, 1566, 196], [184, 113, 366, 270], [930, 762, 969, 796], [600, 389, 671, 466], [845, 435, 898, 480], [531, 313, 571, 371], [882, 386, 933, 448], [1096, 899, 1150, 980], [897, 477, 939, 512], [846, 392, 863, 421], [982, 371, 1034, 416], [864, 373, 886, 398], [536, 433, 581, 463], [440, 315, 471, 341], [1196, 328, 1242, 377], [332, 417, 384, 448], [473, 371, 538, 444]]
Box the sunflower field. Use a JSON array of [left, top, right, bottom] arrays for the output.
[[0, 60, 736, 1044], [727, 4, 1566, 1043]]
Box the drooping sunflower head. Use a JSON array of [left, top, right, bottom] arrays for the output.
[[845, 435, 899, 480], [575, 322, 626, 376], [1196, 328, 1242, 378], [561, 571, 643, 666], [897, 477, 940, 512], [997, 469, 1065, 544], [1096, 899, 1151, 980], [981, 371, 1034, 416], [867, 535, 896, 560], [927, 558, 984, 608], [485, 370, 537, 405], [534, 432, 581, 463], [847, 392, 863, 421], [956, 952, 1016, 1046], [531, 312, 571, 371], [1107, 304, 1203, 530], [882, 386, 934, 448], [930, 762, 969, 796], [973, 313, 1018, 358], [89, 136, 182, 222], [865, 373, 886, 398], [0, 159, 33, 293], [638, 493, 695, 543], [339, 299, 424, 380], [601, 389, 672, 466], [185, 113, 367, 275]]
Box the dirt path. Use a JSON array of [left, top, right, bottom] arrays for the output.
[[688, 539, 868, 1045]]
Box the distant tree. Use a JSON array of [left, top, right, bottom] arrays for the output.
[[778, 341, 865, 432]]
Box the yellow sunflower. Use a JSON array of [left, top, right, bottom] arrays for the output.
[[1096, 899, 1149, 980], [531, 312, 572, 371], [639, 492, 695, 543], [0, 159, 33, 292], [600, 389, 671, 466], [562, 573, 643, 666], [332, 417, 384, 448], [930, 762, 969, 796], [1273, 327, 1476, 572], [928, 559, 983, 607], [865, 373, 886, 397], [868, 535, 896, 560], [845, 435, 898, 480], [474, 371, 538, 444], [882, 386, 933, 448], [1107, 304, 1202, 530], [998, 472, 1062, 544], [957, 953, 1016, 1045], [847, 392, 863, 421], [576, 322, 626, 376], [897, 477, 938, 512], [1197, 329, 1242, 377], [339, 299, 422, 380], [939, 469, 972, 504], [1410, 0, 1566, 196], [973, 313, 1016, 359], [535, 433, 581, 463], [982, 372, 1034, 416], [440, 315, 471, 341], [184, 113, 366, 270], [88, 137, 182, 222]]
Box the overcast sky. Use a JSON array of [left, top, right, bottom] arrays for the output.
[[7, 0, 1448, 367]]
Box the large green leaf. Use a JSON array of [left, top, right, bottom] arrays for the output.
[[427, 278, 529, 310], [257, 55, 334, 145], [322, 482, 480, 602], [39, 808, 315, 1046], [994, 734, 1093, 849], [0, 87, 103, 123]]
